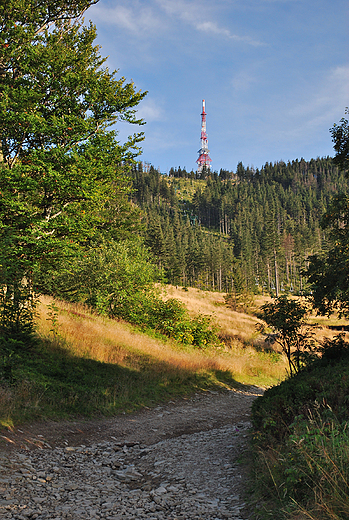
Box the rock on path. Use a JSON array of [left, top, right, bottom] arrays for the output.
[[0, 387, 263, 520]]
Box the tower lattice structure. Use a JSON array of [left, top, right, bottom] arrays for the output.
[[196, 99, 212, 173]]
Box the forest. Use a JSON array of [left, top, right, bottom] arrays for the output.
[[1, 0, 349, 341], [130, 157, 349, 299]]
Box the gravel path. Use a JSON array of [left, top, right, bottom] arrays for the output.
[[0, 387, 263, 520]]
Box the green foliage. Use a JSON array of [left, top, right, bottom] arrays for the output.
[[251, 335, 349, 518], [307, 193, 349, 317], [36, 239, 221, 348], [306, 111, 349, 318], [0, 270, 37, 340], [155, 301, 220, 347], [35, 237, 159, 308], [253, 413, 349, 520], [1, 1, 99, 32], [252, 336, 349, 446], [0, 1, 146, 340], [257, 295, 315, 376], [285, 414, 349, 513], [319, 334, 349, 361], [0, 337, 27, 384], [112, 296, 221, 349], [330, 108, 349, 174]]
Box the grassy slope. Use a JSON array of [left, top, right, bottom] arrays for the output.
[[167, 177, 206, 203], [2, 287, 348, 430], [3, 284, 349, 433], [1, 288, 288, 429]]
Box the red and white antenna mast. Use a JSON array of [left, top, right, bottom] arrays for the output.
[[196, 99, 212, 174]]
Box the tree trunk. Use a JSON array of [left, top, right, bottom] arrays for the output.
[[274, 249, 279, 297]]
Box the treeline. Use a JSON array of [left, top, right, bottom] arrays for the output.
[[130, 157, 349, 296], [168, 165, 230, 180], [130, 164, 236, 292]]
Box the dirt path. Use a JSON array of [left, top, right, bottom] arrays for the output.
[[0, 387, 263, 520]]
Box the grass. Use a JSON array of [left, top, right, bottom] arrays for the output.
[[251, 413, 349, 520], [2, 287, 347, 430], [289, 417, 349, 520], [165, 285, 265, 344], [39, 294, 287, 388], [250, 335, 349, 520], [0, 289, 288, 428], [165, 286, 349, 346]]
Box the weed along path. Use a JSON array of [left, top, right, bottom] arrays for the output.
[[0, 387, 263, 520]]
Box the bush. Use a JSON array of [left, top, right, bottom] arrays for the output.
[[0, 337, 30, 384], [35, 239, 222, 348], [114, 296, 221, 348], [251, 335, 349, 519], [257, 295, 315, 376]]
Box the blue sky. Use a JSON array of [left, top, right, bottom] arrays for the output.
[[88, 0, 349, 173]]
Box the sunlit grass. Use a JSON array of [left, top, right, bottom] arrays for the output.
[[38, 295, 286, 387], [164, 285, 263, 344], [0, 288, 292, 428]]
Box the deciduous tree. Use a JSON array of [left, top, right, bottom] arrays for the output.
[[0, 0, 147, 338], [258, 295, 314, 376], [307, 110, 349, 317]]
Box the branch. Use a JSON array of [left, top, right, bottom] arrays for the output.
[[45, 201, 75, 222], [36, 229, 56, 240]]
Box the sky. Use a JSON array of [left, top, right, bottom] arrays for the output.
[[87, 0, 349, 174]]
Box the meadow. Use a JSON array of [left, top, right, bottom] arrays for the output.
[[0, 287, 287, 430], [2, 286, 347, 436]]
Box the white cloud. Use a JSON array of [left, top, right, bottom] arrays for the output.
[[156, 0, 265, 45], [155, 0, 198, 23], [196, 21, 231, 38], [287, 65, 349, 131], [91, 3, 163, 34], [137, 99, 165, 122], [196, 21, 264, 46], [92, 0, 265, 46]]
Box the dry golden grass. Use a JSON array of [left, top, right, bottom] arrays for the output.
[[162, 286, 349, 360], [164, 287, 349, 343], [5, 289, 348, 427], [164, 285, 263, 344], [37, 294, 287, 388]]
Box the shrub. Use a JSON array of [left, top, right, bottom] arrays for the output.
[[251, 335, 349, 519], [0, 337, 30, 384], [257, 295, 315, 376], [35, 239, 221, 348]]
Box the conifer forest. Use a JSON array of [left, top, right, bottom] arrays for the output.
[[131, 157, 348, 298]]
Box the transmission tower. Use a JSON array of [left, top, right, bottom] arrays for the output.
[[196, 99, 212, 174]]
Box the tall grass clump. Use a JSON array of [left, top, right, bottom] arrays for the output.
[[287, 413, 349, 520], [250, 335, 349, 519]]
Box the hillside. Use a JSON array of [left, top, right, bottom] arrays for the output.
[[3, 284, 349, 430], [0, 288, 287, 429], [130, 158, 349, 295]]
